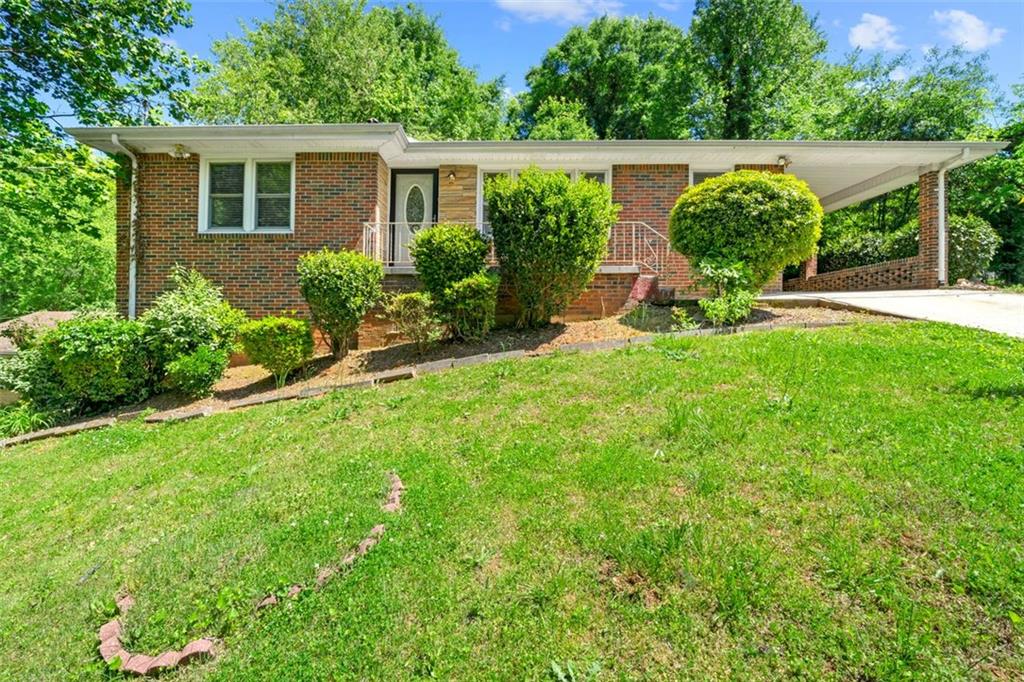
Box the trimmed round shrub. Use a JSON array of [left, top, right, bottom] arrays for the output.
[[140, 267, 246, 375], [164, 345, 230, 398], [384, 292, 443, 354], [486, 166, 619, 327], [410, 223, 490, 299], [38, 312, 152, 410], [239, 317, 313, 389], [297, 248, 383, 358], [669, 170, 822, 288], [437, 272, 499, 342]]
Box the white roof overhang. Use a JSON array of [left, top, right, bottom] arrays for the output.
[[68, 124, 1006, 213]]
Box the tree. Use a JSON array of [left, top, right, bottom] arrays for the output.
[[686, 0, 827, 140], [527, 98, 598, 141], [185, 0, 506, 140], [522, 16, 685, 139], [1, 0, 200, 145]]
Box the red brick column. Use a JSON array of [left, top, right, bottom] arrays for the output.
[[798, 254, 818, 279], [917, 170, 943, 287]]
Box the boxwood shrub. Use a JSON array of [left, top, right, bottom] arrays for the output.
[[437, 271, 499, 341], [670, 170, 822, 288], [410, 223, 490, 299], [485, 167, 619, 327], [165, 345, 231, 398], [297, 248, 383, 358], [239, 316, 313, 389]]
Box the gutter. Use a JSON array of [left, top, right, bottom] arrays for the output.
[[110, 134, 139, 319]]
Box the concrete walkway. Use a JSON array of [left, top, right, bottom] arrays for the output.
[[763, 289, 1024, 338]]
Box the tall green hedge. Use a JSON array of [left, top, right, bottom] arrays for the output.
[[669, 171, 822, 288], [297, 248, 383, 358], [485, 167, 619, 327]]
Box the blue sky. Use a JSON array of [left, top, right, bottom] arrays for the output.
[[172, 0, 1023, 100]]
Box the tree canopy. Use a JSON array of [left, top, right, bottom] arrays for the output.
[[185, 0, 506, 140], [527, 98, 598, 141]]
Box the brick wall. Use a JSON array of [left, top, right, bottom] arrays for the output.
[[437, 165, 477, 222], [120, 152, 387, 318], [611, 164, 691, 289], [785, 170, 943, 292]]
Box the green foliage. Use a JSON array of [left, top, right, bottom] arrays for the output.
[[38, 312, 153, 412], [686, 0, 827, 139], [297, 248, 383, 358], [527, 98, 597, 141], [670, 171, 822, 287], [410, 223, 490, 300], [948, 215, 1001, 281], [0, 402, 54, 439], [671, 307, 700, 332], [522, 15, 685, 139], [185, 0, 505, 140], [486, 167, 619, 328], [140, 268, 246, 374], [1, 0, 201, 144], [164, 346, 230, 398], [698, 290, 757, 327], [437, 272, 498, 342], [239, 316, 313, 389], [384, 292, 443, 354]]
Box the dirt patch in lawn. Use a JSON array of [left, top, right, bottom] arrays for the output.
[[102, 303, 893, 421]]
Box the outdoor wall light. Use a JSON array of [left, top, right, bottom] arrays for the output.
[[447, 170, 457, 184], [169, 144, 192, 159], [777, 155, 791, 168]]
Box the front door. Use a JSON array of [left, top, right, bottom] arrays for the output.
[[391, 171, 436, 264]]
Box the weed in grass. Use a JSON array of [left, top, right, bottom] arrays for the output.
[[549, 660, 602, 681]]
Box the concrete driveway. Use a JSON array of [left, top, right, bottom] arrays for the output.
[[764, 289, 1024, 338]]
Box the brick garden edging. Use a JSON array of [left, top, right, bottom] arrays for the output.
[[96, 472, 404, 677], [1, 320, 856, 447]]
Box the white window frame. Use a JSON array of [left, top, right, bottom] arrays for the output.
[[688, 167, 732, 188], [476, 166, 612, 224], [198, 156, 296, 234]]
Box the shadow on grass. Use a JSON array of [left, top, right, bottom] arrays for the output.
[[958, 382, 1024, 400]]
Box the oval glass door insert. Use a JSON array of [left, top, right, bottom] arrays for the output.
[[405, 185, 425, 228]]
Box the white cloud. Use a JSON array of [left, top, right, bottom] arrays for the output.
[[494, 0, 622, 24], [889, 66, 909, 82], [932, 9, 1006, 51], [658, 1, 680, 11], [495, 17, 513, 32], [849, 13, 904, 51]]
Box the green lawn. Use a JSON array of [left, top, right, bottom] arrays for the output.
[[1, 323, 1022, 680]]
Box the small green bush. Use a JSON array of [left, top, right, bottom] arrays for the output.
[[438, 272, 499, 342], [384, 292, 443, 353], [670, 171, 822, 288], [38, 312, 152, 411], [239, 316, 313, 389], [140, 267, 246, 375], [0, 344, 71, 415], [698, 290, 757, 327], [297, 248, 383, 358], [486, 167, 619, 327], [410, 223, 490, 299], [671, 307, 700, 331], [0, 402, 54, 438], [693, 259, 758, 327], [165, 345, 230, 398]]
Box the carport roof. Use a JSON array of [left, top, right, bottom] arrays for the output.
[[68, 123, 1007, 212]]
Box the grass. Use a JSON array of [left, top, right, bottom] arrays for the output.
[[1, 322, 1022, 680]]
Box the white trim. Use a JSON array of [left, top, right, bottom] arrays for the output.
[[198, 156, 295, 234], [475, 165, 612, 224]]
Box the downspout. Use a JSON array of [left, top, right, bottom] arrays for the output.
[[935, 148, 969, 286], [110, 134, 139, 319]]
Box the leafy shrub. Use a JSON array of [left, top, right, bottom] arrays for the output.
[[698, 290, 757, 327], [486, 166, 619, 327], [410, 223, 490, 299], [0, 344, 71, 415], [38, 312, 152, 411], [164, 345, 230, 398], [670, 171, 822, 288], [239, 316, 313, 389], [140, 267, 246, 374], [0, 402, 54, 439], [437, 272, 499, 341], [384, 292, 443, 353], [671, 307, 700, 331], [297, 248, 383, 358]]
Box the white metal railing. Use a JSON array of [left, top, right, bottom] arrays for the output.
[[362, 220, 668, 273]]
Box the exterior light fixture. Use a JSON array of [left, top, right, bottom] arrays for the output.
[[447, 170, 457, 184], [777, 155, 791, 169], [169, 144, 192, 159]]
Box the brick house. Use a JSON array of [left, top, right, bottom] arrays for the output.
[[69, 124, 1003, 345]]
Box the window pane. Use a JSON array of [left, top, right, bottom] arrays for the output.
[[583, 171, 606, 184], [257, 197, 290, 228], [210, 196, 244, 229], [210, 163, 245, 194], [257, 162, 291, 194], [693, 171, 725, 186]]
